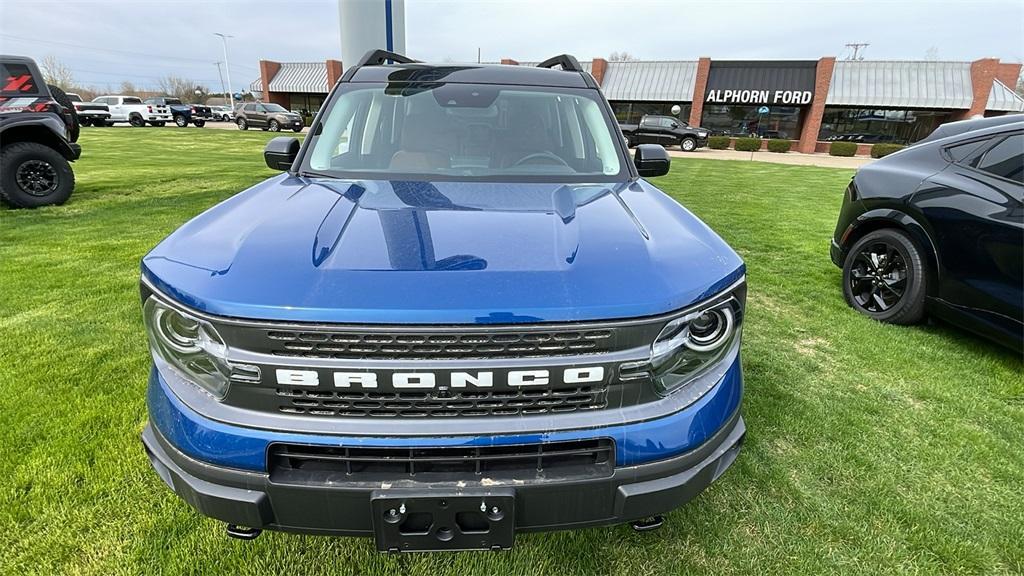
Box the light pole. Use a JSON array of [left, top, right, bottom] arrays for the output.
[[214, 61, 228, 104], [214, 33, 234, 110]]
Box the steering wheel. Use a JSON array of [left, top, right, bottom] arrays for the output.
[[511, 151, 570, 168]]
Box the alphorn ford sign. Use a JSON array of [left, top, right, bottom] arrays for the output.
[[705, 60, 817, 106]]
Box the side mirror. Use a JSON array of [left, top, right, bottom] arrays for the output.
[[634, 144, 671, 178], [264, 137, 300, 171]]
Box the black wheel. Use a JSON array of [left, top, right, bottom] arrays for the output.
[[237, 118, 247, 131], [292, 126, 302, 133], [150, 121, 166, 127], [269, 119, 280, 132], [842, 229, 926, 325], [46, 85, 80, 143], [0, 142, 74, 208], [680, 137, 697, 152], [129, 115, 145, 127], [194, 119, 206, 128], [174, 115, 188, 128]]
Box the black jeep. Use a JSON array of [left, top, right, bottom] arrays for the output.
[[0, 55, 81, 208]]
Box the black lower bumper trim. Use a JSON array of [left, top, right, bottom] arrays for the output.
[[141, 410, 745, 537]]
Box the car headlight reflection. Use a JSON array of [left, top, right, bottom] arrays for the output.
[[143, 296, 231, 399]]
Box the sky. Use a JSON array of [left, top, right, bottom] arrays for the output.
[[1, 0, 1021, 93]]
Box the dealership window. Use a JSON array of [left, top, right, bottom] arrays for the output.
[[701, 105, 802, 139], [818, 108, 953, 145], [610, 101, 691, 125]]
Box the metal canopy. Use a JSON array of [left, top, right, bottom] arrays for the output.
[[826, 61, 974, 109], [987, 79, 1024, 112], [267, 62, 330, 94], [601, 61, 698, 102]]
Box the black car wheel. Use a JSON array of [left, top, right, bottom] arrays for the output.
[[0, 142, 74, 208], [680, 137, 697, 152], [237, 118, 248, 130], [129, 114, 146, 127], [842, 229, 926, 325], [174, 115, 188, 128], [194, 119, 206, 128], [150, 121, 166, 127], [269, 119, 280, 132], [292, 126, 303, 133]]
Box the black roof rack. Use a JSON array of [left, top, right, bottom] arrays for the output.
[[355, 49, 420, 67], [536, 54, 584, 72]]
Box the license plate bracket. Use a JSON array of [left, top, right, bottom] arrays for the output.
[[370, 490, 515, 552]]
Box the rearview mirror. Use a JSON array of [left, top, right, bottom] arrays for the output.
[[634, 144, 670, 178], [264, 137, 300, 171]]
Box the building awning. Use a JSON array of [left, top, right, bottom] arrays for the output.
[[267, 62, 329, 94], [987, 79, 1024, 112], [601, 61, 697, 102], [248, 78, 262, 92], [826, 61, 974, 109]]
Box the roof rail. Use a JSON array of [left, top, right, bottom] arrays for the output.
[[355, 49, 420, 67], [536, 54, 584, 72]]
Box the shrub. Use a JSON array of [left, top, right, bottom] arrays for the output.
[[734, 137, 763, 152], [870, 143, 905, 158], [708, 136, 730, 150], [767, 139, 792, 153], [829, 141, 858, 157]]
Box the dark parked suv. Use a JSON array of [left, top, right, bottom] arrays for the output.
[[235, 102, 303, 132], [620, 115, 710, 151], [831, 115, 1023, 351]]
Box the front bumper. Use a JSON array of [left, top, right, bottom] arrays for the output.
[[830, 238, 844, 267], [142, 409, 744, 536]]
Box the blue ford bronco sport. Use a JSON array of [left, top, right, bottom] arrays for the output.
[[140, 51, 747, 552]]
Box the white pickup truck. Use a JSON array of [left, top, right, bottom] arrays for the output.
[[92, 95, 172, 127]]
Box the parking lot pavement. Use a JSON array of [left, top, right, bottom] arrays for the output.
[[667, 147, 873, 169]]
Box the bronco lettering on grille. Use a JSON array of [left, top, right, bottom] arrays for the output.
[[274, 367, 605, 389]]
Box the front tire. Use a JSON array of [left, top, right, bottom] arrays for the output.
[[269, 119, 280, 132], [194, 119, 206, 127], [292, 126, 302, 133], [0, 142, 74, 208], [842, 229, 926, 325], [150, 121, 166, 127], [237, 118, 248, 130], [129, 115, 145, 127], [680, 137, 697, 152], [174, 115, 188, 127]]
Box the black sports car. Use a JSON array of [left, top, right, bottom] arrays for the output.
[[830, 115, 1023, 352]]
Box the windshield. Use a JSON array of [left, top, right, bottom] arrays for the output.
[[166, 98, 182, 105], [303, 82, 625, 182], [264, 103, 288, 113]]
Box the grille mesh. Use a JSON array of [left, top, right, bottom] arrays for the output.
[[264, 329, 615, 360], [275, 385, 608, 418]]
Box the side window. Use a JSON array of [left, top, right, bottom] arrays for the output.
[[660, 117, 677, 128], [0, 62, 41, 96], [244, 104, 256, 112], [946, 138, 991, 163], [974, 134, 1023, 184], [641, 116, 657, 127]]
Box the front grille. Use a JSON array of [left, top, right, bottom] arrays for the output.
[[263, 328, 615, 360], [276, 384, 608, 418], [268, 438, 615, 484]]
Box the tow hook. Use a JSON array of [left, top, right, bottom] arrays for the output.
[[631, 515, 664, 532], [226, 524, 263, 540]]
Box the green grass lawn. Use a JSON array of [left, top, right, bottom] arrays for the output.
[[1, 128, 1021, 575]]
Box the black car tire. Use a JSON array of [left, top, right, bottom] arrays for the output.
[[150, 121, 166, 127], [174, 115, 188, 128], [624, 136, 634, 148], [194, 119, 206, 128], [46, 84, 80, 143], [292, 126, 302, 133], [237, 118, 248, 130], [129, 114, 146, 127], [0, 142, 74, 208], [842, 228, 926, 325], [269, 120, 280, 132], [680, 137, 697, 152]]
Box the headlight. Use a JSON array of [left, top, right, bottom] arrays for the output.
[[645, 283, 744, 395], [143, 296, 231, 399]]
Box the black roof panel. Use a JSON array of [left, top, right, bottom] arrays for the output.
[[347, 63, 592, 88]]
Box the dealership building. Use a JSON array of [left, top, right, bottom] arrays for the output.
[[251, 55, 1023, 154]]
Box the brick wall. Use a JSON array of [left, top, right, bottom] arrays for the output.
[[797, 57, 836, 154], [326, 59, 344, 87], [953, 58, 1000, 120], [500, 59, 519, 66], [996, 62, 1022, 89], [591, 58, 608, 85], [688, 57, 711, 127], [259, 60, 280, 103]]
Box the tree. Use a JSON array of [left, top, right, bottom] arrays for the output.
[[608, 52, 638, 62], [40, 55, 75, 90], [157, 75, 208, 103], [120, 81, 138, 95], [924, 47, 940, 61]]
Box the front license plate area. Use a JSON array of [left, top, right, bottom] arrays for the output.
[[371, 490, 515, 552]]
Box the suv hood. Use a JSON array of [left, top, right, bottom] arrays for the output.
[[143, 175, 743, 324]]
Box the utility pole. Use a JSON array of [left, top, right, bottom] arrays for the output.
[[214, 61, 227, 102], [214, 33, 234, 109], [844, 42, 870, 61]]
